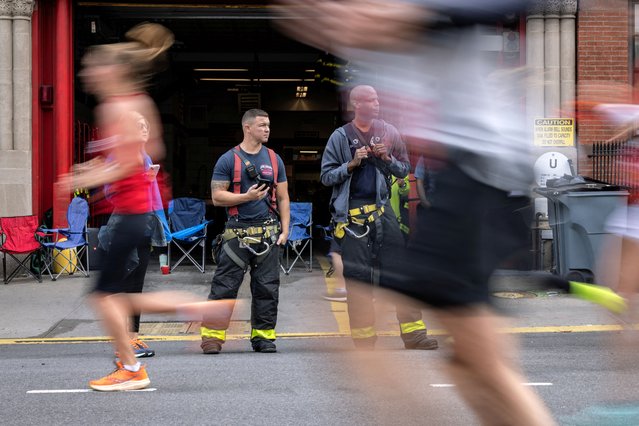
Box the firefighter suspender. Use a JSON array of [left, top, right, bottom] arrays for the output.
[[227, 145, 279, 218], [228, 148, 243, 218]]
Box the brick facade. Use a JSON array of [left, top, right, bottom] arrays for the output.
[[576, 0, 632, 175]]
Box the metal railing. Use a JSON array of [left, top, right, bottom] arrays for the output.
[[589, 140, 636, 189]]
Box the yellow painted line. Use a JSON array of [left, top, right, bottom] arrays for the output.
[[497, 324, 633, 334], [0, 324, 634, 345], [317, 256, 350, 334], [77, 2, 269, 9]]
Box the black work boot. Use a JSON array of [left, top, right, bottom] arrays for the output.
[[201, 337, 223, 354], [252, 339, 277, 353], [402, 330, 438, 350]]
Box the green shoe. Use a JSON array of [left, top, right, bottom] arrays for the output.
[[569, 281, 628, 314], [543, 275, 627, 314]]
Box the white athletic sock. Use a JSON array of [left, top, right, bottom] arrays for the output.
[[123, 362, 141, 372]]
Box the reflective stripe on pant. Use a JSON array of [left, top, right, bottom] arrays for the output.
[[399, 319, 426, 335], [351, 326, 377, 339], [251, 328, 276, 340], [200, 327, 226, 342], [340, 205, 424, 337], [201, 236, 280, 339]]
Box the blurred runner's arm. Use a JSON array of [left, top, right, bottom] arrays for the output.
[[275, 0, 429, 51], [386, 129, 411, 178]]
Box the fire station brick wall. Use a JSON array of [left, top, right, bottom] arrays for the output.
[[577, 0, 631, 176]]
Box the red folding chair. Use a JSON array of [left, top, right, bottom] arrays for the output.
[[0, 215, 43, 284]]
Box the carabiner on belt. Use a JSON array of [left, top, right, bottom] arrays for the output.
[[344, 224, 370, 239]]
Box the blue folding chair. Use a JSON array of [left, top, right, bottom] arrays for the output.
[[281, 202, 313, 275], [167, 197, 212, 273], [39, 197, 90, 281]]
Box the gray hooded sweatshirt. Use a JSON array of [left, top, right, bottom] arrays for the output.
[[320, 120, 410, 224]]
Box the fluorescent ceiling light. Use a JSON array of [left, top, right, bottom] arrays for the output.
[[201, 78, 251, 81], [200, 78, 315, 82], [194, 68, 249, 72], [260, 78, 305, 82], [305, 69, 315, 72], [300, 150, 318, 154]]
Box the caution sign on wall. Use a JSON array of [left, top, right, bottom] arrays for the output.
[[533, 118, 575, 147]]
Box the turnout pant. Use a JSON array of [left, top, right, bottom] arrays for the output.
[[201, 237, 280, 342], [339, 203, 426, 340]]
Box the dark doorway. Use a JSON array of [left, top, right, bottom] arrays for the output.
[[74, 2, 343, 232]]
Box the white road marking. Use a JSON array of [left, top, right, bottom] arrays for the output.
[[430, 383, 553, 388], [27, 388, 157, 394]]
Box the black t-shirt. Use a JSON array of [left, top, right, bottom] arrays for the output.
[[212, 146, 287, 220], [349, 128, 377, 200]]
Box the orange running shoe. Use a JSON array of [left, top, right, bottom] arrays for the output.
[[89, 363, 150, 392]]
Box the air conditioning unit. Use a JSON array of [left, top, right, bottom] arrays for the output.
[[238, 93, 261, 112]]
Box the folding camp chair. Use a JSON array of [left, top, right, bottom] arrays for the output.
[[281, 202, 313, 275], [0, 215, 43, 284], [167, 197, 212, 273], [39, 197, 90, 281]]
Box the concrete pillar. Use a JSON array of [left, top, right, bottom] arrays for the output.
[[0, 0, 34, 218], [0, 0, 12, 151], [560, 0, 577, 118], [12, 0, 34, 151], [544, 1, 561, 116], [526, 0, 546, 129]]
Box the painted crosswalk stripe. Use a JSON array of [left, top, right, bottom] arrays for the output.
[[27, 388, 157, 394], [430, 383, 552, 388]]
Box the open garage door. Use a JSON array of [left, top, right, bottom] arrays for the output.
[[74, 1, 345, 228]]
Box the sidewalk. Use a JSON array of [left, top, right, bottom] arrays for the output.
[[0, 257, 619, 341]]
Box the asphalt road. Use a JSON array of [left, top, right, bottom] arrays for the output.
[[2, 331, 639, 425]]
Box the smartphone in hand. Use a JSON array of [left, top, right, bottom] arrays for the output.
[[148, 164, 160, 179]]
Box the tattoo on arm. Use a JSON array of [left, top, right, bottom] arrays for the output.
[[211, 180, 230, 192]]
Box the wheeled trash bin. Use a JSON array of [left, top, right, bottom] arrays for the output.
[[536, 179, 628, 283]]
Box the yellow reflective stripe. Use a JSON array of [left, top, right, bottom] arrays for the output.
[[399, 223, 410, 234], [200, 327, 226, 341], [351, 326, 377, 339], [400, 320, 426, 335], [251, 329, 276, 340]]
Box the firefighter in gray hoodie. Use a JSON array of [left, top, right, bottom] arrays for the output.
[[320, 84, 438, 350]]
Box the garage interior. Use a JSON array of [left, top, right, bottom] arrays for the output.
[[74, 1, 348, 228]]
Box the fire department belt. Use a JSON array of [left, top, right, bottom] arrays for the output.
[[223, 224, 280, 242]]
